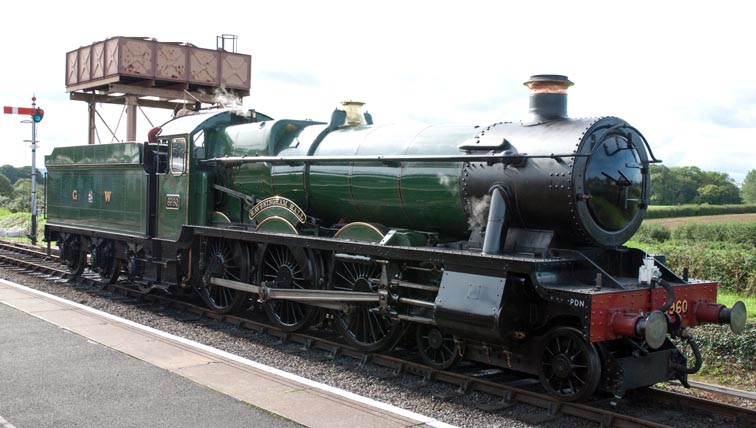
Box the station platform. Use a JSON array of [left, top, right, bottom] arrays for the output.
[[0, 279, 453, 428]]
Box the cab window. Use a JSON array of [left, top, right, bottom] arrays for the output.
[[170, 137, 187, 175], [193, 130, 206, 159]]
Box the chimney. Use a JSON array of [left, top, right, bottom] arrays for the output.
[[523, 74, 573, 125]]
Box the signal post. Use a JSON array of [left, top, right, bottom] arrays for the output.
[[2, 97, 44, 245]]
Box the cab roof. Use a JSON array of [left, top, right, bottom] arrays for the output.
[[158, 109, 272, 137]]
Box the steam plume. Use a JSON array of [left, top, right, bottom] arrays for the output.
[[467, 194, 491, 230]]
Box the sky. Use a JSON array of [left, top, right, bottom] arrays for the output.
[[1, 1, 754, 183]]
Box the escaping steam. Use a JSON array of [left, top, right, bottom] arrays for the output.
[[213, 87, 251, 118], [436, 172, 453, 189], [467, 194, 491, 230]]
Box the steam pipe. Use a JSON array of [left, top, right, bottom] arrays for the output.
[[655, 278, 675, 313], [482, 187, 507, 255], [672, 332, 703, 374]]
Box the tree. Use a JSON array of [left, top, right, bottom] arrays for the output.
[[650, 165, 699, 205], [8, 178, 31, 213], [0, 165, 44, 185], [0, 165, 21, 184], [693, 170, 741, 204], [697, 183, 742, 205], [0, 174, 13, 198], [743, 170, 756, 204], [650, 165, 677, 205], [650, 165, 743, 205]]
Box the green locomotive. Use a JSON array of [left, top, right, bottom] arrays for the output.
[[45, 75, 746, 401]]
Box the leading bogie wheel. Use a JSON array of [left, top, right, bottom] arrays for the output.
[[195, 239, 251, 314], [259, 244, 320, 332], [538, 326, 601, 401], [416, 324, 461, 370]]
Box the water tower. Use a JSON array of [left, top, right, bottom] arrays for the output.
[[65, 35, 251, 144]]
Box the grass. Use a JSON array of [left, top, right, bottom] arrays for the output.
[[0, 211, 46, 245]]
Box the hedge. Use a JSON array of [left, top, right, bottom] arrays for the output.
[[672, 222, 756, 246], [695, 324, 756, 371], [630, 222, 756, 295], [629, 239, 756, 296], [646, 204, 756, 219], [634, 222, 756, 246]]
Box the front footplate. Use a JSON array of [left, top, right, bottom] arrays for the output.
[[599, 339, 689, 397]]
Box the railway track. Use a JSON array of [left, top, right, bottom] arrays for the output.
[[1, 239, 754, 428]]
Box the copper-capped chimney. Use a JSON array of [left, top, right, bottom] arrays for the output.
[[523, 74, 573, 125]]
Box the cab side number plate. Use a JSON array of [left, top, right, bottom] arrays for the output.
[[166, 194, 181, 210]]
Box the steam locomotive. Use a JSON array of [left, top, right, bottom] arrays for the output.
[[44, 75, 747, 401]]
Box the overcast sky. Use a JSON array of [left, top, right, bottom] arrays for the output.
[[1, 0, 754, 183]]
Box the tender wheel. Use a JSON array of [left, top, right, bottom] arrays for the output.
[[101, 258, 121, 283], [68, 250, 87, 275], [416, 325, 461, 370], [96, 241, 121, 284], [259, 244, 320, 331], [126, 249, 145, 282], [196, 239, 250, 314], [538, 327, 601, 401], [61, 236, 87, 275], [331, 260, 403, 352]]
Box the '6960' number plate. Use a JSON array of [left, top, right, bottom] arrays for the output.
[[667, 300, 689, 315]]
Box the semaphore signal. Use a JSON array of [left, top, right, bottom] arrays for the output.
[[3, 106, 36, 115], [3, 96, 42, 245]]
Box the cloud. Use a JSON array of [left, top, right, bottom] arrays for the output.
[[256, 70, 321, 87], [698, 96, 756, 129], [455, 95, 517, 113], [650, 123, 756, 184], [707, 109, 756, 129]]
